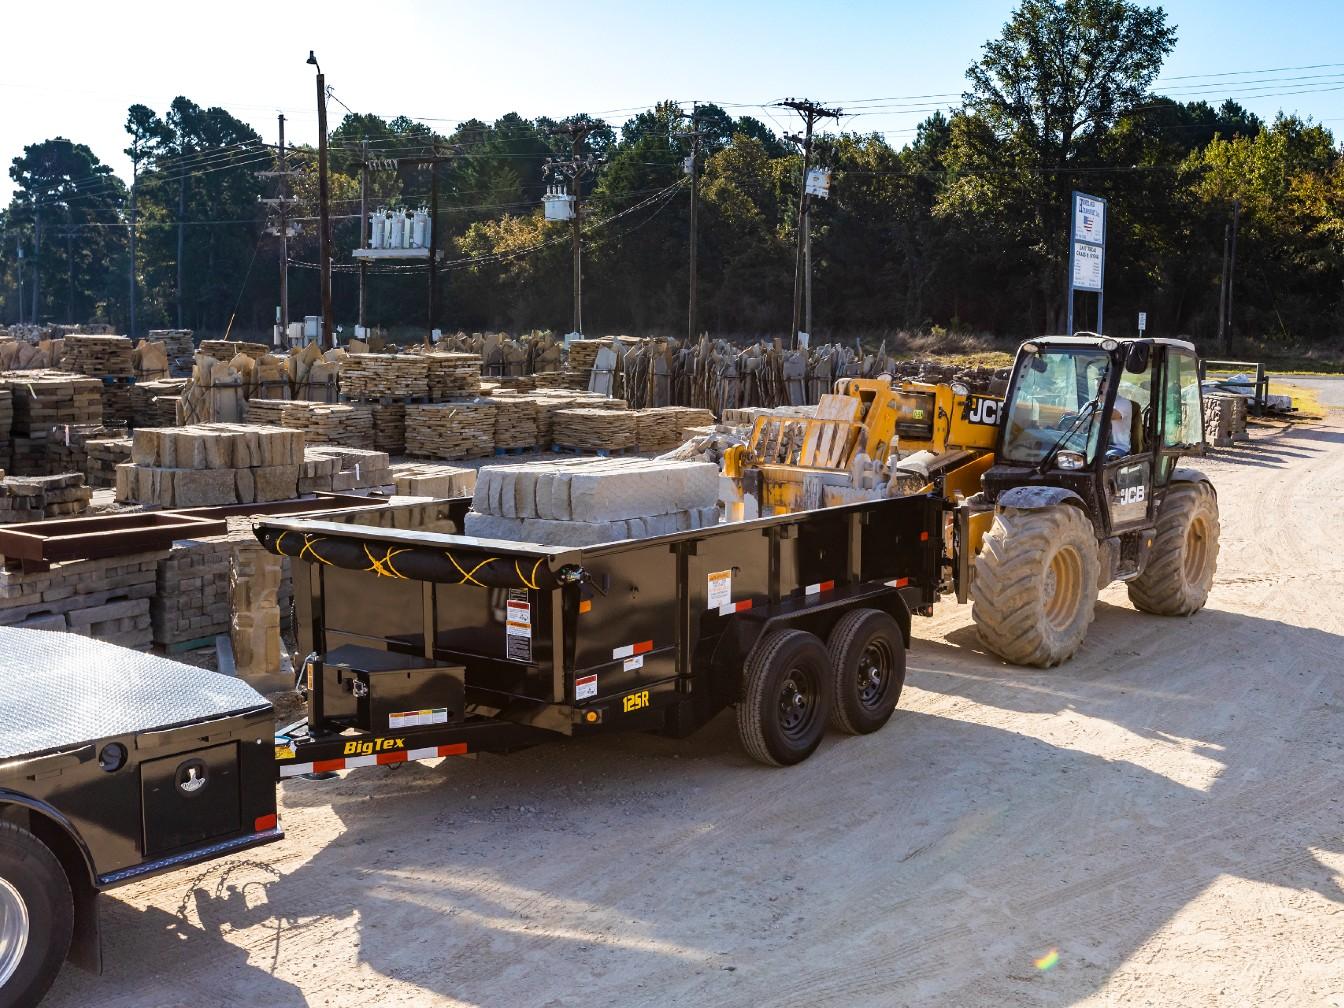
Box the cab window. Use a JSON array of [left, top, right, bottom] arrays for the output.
[[1163, 351, 1202, 449]]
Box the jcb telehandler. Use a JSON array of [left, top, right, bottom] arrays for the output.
[[726, 333, 1220, 667]]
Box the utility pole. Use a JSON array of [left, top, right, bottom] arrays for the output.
[[31, 209, 41, 326], [359, 139, 368, 333], [63, 227, 75, 322], [777, 99, 841, 349], [1217, 222, 1230, 353], [125, 172, 135, 338], [176, 177, 186, 330], [1226, 199, 1240, 356], [15, 243, 24, 326], [308, 51, 333, 350], [258, 115, 300, 347], [674, 108, 707, 343], [547, 121, 602, 335]]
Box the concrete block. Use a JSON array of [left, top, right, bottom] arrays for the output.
[[463, 512, 528, 542]]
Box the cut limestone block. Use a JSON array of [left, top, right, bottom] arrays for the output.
[[391, 463, 477, 498]]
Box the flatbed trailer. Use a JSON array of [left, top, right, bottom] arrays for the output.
[[0, 491, 945, 1006]]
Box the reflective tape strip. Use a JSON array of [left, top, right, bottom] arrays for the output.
[[885, 577, 910, 588], [278, 742, 468, 779], [717, 599, 753, 616], [804, 580, 835, 596], [612, 640, 654, 660]]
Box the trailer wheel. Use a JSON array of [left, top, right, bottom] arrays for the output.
[[737, 629, 832, 766], [827, 609, 906, 735], [0, 823, 73, 1008]]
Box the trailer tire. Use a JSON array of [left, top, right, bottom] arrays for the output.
[[1127, 481, 1220, 616], [827, 609, 906, 735], [0, 823, 73, 1008], [737, 629, 832, 766], [971, 505, 1099, 667]]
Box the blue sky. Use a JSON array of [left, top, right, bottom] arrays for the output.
[[2, 0, 1343, 204]]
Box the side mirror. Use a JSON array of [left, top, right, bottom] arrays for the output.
[[1125, 342, 1150, 374]]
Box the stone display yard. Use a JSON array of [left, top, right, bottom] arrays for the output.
[[465, 456, 720, 545]]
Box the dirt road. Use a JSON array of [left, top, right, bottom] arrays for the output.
[[46, 417, 1344, 1008]]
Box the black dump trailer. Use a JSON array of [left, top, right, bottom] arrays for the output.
[[0, 629, 280, 1008], [261, 492, 945, 776]]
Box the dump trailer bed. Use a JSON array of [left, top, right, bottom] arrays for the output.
[[258, 492, 944, 772]]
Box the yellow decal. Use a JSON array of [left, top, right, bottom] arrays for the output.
[[275, 743, 296, 760], [343, 738, 407, 756], [622, 691, 650, 713]]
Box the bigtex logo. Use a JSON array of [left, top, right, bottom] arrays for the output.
[[343, 738, 406, 756]]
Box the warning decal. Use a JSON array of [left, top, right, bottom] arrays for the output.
[[576, 673, 598, 700], [505, 593, 532, 662], [708, 569, 732, 610]]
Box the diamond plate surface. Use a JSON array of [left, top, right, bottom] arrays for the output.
[[0, 628, 269, 760]]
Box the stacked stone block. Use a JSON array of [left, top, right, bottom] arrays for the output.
[[116, 423, 304, 507], [0, 473, 93, 522], [465, 457, 720, 546], [0, 551, 165, 649]]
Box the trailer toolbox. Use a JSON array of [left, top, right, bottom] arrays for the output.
[[0, 628, 281, 886]]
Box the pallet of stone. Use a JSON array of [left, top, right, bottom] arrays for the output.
[[0, 473, 93, 523], [404, 401, 497, 460], [391, 462, 477, 498], [147, 329, 195, 376], [521, 391, 625, 445], [0, 549, 165, 649], [340, 353, 430, 401], [150, 535, 233, 646], [0, 370, 103, 435], [118, 423, 305, 507], [45, 424, 126, 478], [302, 446, 391, 490], [245, 399, 374, 448], [370, 402, 406, 454], [98, 379, 135, 427], [60, 334, 134, 377], [632, 406, 717, 452], [130, 378, 187, 427], [422, 352, 482, 400], [85, 436, 134, 487], [464, 457, 720, 546], [489, 395, 540, 451], [199, 339, 269, 361], [551, 408, 638, 453]]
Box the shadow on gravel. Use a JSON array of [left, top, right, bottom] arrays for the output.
[[45, 601, 1344, 1008]]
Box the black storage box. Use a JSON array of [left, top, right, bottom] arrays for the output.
[[324, 644, 466, 734]]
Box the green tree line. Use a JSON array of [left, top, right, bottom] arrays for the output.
[[2, 0, 1342, 347]]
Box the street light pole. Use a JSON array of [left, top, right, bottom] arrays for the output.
[[308, 50, 333, 350]]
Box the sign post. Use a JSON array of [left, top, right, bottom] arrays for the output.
[[1138, 311, 1147, 335], [1067, 191, 1107, 335]]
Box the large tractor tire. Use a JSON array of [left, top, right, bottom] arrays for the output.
[[737, 629, 832, 766], [971, 505, 1100, 667], [0, 823, 73, 1008], [1127, 481, 1220, 616]]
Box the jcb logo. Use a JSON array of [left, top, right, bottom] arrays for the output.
[[1117, 485, 1146, 505], [622, 691, 650, 713], [966, 396, 1001, 426], [343, 738, 406, 756]]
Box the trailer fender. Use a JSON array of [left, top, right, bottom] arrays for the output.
[[0, 791, 101, 973], [995, 486, 1086, 511], [712, 589, 913, 678], [1172, 467, 1216, 497]]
